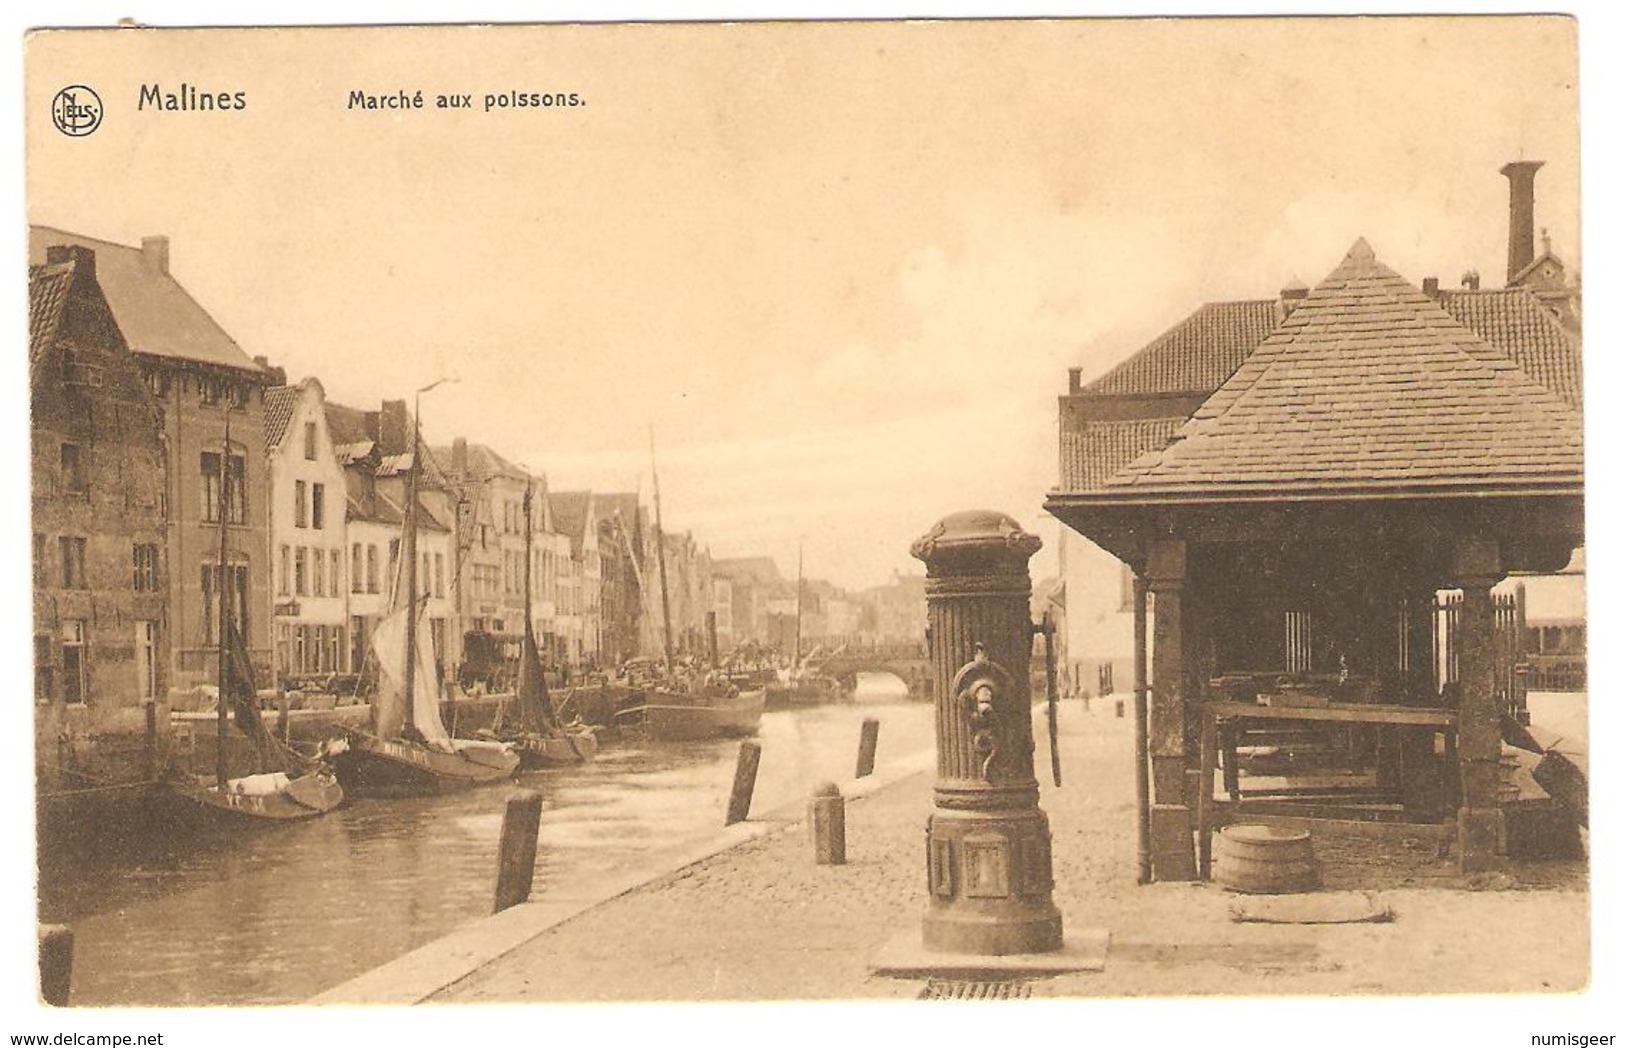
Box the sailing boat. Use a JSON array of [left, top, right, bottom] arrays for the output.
[[167, 418, 344, 822], [619, 431, 765, 742], [492, 480, 598, 768], [763, 542, 846, 710], [324, 403, 518, 796]]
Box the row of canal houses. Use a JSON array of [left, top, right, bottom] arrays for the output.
[[29, 226, 717, 795]]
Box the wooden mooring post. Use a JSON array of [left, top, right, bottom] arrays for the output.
[[855, 718, 880, 778], [725, 741, 762, 826], [492, 791, 544, 914]]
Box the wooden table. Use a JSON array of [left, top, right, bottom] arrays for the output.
[[1195, 700, 1459, 878]]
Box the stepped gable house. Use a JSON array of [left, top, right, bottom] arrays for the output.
[[30, 228, 279, 693], [1046, 235, 1583, 877], [30, 245, 170, 793]]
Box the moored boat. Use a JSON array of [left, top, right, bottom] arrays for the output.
[[324, 406, 518, 796], [166, 423, 344, 824], [631, 684, 767, 742]]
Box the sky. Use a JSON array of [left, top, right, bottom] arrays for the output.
[[20, 16, 1581, 591]]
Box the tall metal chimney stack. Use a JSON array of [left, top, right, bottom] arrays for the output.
[[1501, 160, 1544, 283]]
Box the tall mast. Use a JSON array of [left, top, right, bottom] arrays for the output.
[[794, 540, 803, 668], [401, 406, 421, 737], [524, 476, 535, 642], [650, 429, 675, 669], [215, 413, 232, 789]]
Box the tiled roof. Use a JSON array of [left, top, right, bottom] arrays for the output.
[[28, 261, 75, 364], [547, 492, 594, 552], [713, 556, 784, 585], [29, 227, 263, 374], [428, 442, 531, 483], [1060, 417, 1185, 491], [1082, 300, 1280, 395], [263, 385, 300, 452], [324, 402, 372, 446], [1436, 287, 1581, 408], [1103, 240, 1584, 497]]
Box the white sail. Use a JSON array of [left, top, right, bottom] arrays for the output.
[[370, 606, 454, 751]]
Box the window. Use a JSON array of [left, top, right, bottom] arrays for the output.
[[421, 552, 431, 597], [312, 483, 325, 530], [331, 549, 343, 597], [389, 539, 400, 584], [433, 553, 445, 598], [1097, 662, 1114, 696], [312, 547, 325, 597], [61, 621, 87, 704], [1285, 610, 1314, 674], [303, 421, 317, 461], [279, 545, 291, 596], [200, 563, 250, 646], [60, 443, 86, 495], [133, 543, 160, 592], [351, 543, 364, 593], [201, 452, 247, 524], [33, 533, 45, 586], [295, 480, 308, 528], [200, 377, 220, 406], [367, 545, 379, 594], [294, 547, 309, 596], [135, 621, 158, 703], [60, 536, 87, 589], [35, 634, 53, 704]]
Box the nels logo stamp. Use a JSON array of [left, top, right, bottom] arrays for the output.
[[52, 85, 103, 137]]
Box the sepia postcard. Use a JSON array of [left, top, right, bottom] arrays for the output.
[[10, 8, 1616, 1044]]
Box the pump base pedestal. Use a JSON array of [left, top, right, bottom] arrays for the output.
[[870, 927, 1108, 980]]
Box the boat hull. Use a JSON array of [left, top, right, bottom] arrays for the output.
[[165, 768, 344, 823], [642, 689, 766, 742], [329, 735, 519, 797], [512, 727, 599, 769]]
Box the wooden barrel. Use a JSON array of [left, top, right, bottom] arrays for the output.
[[1215, 824, 1320, 893]]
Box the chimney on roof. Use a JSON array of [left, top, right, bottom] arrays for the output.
[[378, 399, 411, 454], [1501, 160, 1544, 284], [1461, 270, 1481, 291], [45, 243, 96, 276], [141, 235, 169, 275], [452, 437, 468, 478], [1278, 283, 1309, 321], [1422, 277, 1440, 298], [1067, 367, 1082, 394]]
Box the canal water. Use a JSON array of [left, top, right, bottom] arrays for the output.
[[37, 675, 933, 1007]]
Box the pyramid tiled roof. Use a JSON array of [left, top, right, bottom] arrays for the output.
[[1082, 300, 1280, 395], [1102, 240, 1583, 498], [29, 227, 263, 374]]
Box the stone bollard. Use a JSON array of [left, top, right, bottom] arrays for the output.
[[810, 782, 846, 865], [492, 790, 544, 914], [725, 741, 762, 826], [38, 924, 73, 1006], [855, 718, 881, 778]]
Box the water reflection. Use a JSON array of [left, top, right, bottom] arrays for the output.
[[39, 678, 930, 1006]]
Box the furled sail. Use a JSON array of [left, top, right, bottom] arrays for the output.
[[370, 606, 454, 751], [224, 618, 314, 776], [517, 630, 557, 733]]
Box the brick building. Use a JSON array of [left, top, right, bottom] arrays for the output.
[[31, 228, 277, 693], [31, 246, 170, 793]]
